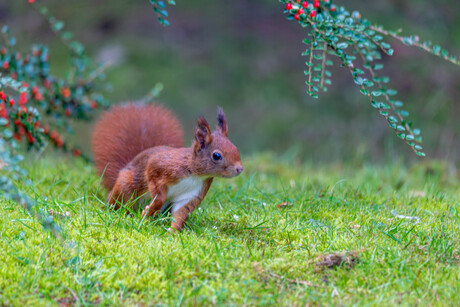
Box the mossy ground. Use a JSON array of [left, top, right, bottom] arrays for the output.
[[0, 155, 459, 306]]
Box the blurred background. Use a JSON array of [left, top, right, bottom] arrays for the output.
[[2, 0, 460, 164]]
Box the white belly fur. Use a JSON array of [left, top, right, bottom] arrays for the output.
[[166, 176, 204, 214]]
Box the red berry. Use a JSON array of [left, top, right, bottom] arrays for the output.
[[294, 13, 300, 20], [314, 1, 320, 8], [72, 149, 81, 157], [28, 0, 35, 3], [285, 3, 292, 10], [61, 87, 71, 98], [50, 130, 58, 140], [56, 138, 64, 148], [90, 101, 98, 109], [34, 92, 43, 101], [27, 132, 35, 144], [0, 102, 7, 118], [19, 92, 28, 106], [3, 61, 9, 70], [330, 5, 336, 12], [310, 10, 317, 17], [302, 1, 308, 8], [0, 91, 5, 100], [298, 8, 304, 14], [9, 98, 14, 106], [18, 125, 25, 135]]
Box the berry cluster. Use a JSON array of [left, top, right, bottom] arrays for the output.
[[0, 86, 83, 157], [0, 86, 41, 146], [284, 0, 336, 21], [0, 22, 107, 160]]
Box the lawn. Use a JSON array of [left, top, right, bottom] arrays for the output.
[[0, 155, 459, 306]]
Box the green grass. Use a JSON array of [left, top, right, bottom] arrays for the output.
[[0, 155, 459, 306]]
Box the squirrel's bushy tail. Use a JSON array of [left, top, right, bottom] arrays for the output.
[[91, 103, 184, 190]]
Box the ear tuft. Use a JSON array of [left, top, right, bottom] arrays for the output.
[[216, 107, 228, 136], [194, 117, 212, 151]]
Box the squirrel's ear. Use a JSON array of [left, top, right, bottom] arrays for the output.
[[216, 107, 228, 137], [194, 117, 212, 151]]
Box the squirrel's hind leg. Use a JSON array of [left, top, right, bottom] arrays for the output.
[[107, 169, 136, 210]]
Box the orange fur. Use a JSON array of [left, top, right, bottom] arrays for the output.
[[91, 103, 184, 190], [91, 105, 243, 231]]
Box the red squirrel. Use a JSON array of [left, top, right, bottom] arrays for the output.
[[91, 103, 243, 231]]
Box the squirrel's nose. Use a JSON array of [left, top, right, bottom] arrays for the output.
[[235, 166, 244, 175]]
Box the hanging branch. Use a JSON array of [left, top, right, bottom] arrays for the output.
[[280, 0, 459, 156]]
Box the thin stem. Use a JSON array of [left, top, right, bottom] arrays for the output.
[[308, 41, 314, 93], [369, 25, 460, 66], [320, 42, 327, 88]]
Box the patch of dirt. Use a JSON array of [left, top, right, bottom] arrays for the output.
[[252, 262, 322, 288], [276, 202, 291, 209], [56, 295, 100, 306], [316, 251, 360, 270]]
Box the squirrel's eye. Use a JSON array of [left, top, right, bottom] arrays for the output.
[[212, 152, 222, 161]]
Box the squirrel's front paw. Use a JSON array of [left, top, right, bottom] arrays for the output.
[[167, 227, 181, 233], [168, 223, 183, 233], [141, 205, 150, 217]]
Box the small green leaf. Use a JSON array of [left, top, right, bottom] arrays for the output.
[[402, 37, 413, 45], [381, 42, 391, 49], [388, 116, 398, 123], [354, 77, 364, 85], [363, 80, 374, 87], [52, 21, 64, 32], [406, 134, 415, 141], [386, 89, 397, 96], [371, 100, 379, 108], [400, 110, 409, 117], [337, 42, 348, 49], [393, 101, 403, 108]]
